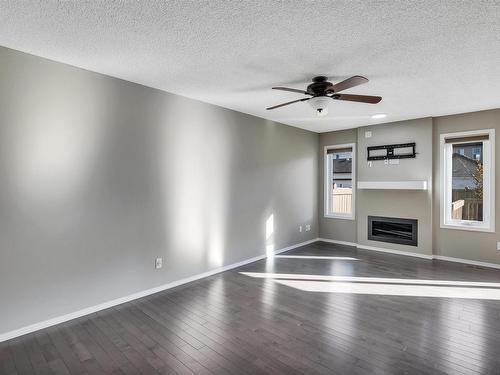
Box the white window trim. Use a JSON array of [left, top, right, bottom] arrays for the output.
[[439, 129, 495, 233], [324, 143, 356, 220]]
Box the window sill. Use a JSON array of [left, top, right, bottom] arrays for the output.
[[440, 223, 494, 233], [324, 214, 355, 221]]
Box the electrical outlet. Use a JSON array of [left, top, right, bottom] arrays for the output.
[[497, 242, 500, 251], [305, 224, 311, 232], [155, 257, 163, 269], [368, 161, 373, 168], [384, 159, 389, 165], [299, 225, 303, 232], [365, 131, 372, 138]]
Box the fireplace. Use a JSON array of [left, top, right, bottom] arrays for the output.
[[368, 216, 418, 246]]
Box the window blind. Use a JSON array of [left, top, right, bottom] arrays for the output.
[[327, 147, 352, 154], [444, 135, 489, 143]]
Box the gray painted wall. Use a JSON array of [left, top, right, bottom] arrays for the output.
[[433, 109, 500, 263], [356, 119, 433, 256], [0, 47, 318, 334], [318, 129, 357, 243]]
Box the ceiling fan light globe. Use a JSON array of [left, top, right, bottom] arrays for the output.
[[308, 96, 330, 117]]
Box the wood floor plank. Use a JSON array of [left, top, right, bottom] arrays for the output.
[[8, 338, 34, 375], [0, 342, 17, 375], [45, 326, 87, 375], [3, 242, 500, 374], [23, 334, 51, 375], [81, 317, 142, 375], [94, 310, 163, 374]]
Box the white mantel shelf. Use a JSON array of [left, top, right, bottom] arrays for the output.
[[357, 180, 428, 190]]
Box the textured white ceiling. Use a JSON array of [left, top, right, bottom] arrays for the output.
[[1, 1, 500, 132]]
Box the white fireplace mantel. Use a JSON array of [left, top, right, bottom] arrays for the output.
[[357, 180, 428, 190]]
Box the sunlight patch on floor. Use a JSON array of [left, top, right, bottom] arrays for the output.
[[240, 272, 500, 300], [275, 255, 358, 260], [274, 279, 500, 300]]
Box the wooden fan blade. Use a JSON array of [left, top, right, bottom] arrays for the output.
[[272, 87, 310, 95], [332, 94, 382, 104], [266, 98, 310, 110], [328, 76, 368, 93]]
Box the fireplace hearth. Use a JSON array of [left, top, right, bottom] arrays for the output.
[[368, 216, 418, 246]]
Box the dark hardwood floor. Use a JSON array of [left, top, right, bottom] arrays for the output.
[[3, 241, 500, 375]]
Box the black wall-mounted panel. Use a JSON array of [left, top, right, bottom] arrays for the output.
[[367, 142, 416, 161]]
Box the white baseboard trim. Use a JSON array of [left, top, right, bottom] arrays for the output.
[[356, 244, 433, 259], [318, 237, 432, 259], [0, 238, 318, 343], [317, 238, 358, 247], [433, 255, 500, 270], [318, 237, 500, 268]]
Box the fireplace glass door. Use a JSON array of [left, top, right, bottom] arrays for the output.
[[368, 216, 418, 246]]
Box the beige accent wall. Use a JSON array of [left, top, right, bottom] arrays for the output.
[[433, 109, 500, 263], [357, 119, 433, 256], [318, 129, 357, 243]]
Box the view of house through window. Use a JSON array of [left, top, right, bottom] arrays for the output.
[[441, 130, 494, 232], [452, 141, 483, 221], [325, 145, 354, 218]]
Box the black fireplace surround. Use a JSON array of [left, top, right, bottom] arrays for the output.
[[368, 216, 418, 247]]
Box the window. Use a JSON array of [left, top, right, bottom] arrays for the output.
[[440, 129, 495, 232], [324, 144, 355, 219]]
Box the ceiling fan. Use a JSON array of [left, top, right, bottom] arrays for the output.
[[266, 75, 381, 116]]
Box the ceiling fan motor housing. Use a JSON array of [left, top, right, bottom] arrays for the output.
[[307, 76, 334, 96]]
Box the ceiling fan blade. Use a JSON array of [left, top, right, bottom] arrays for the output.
[[272, 87, 310, 95], [332, 94, 382, 104], [266, 98, 310, 110], [328, 75, 368, 93]]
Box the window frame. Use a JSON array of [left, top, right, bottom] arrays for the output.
[[324, 143, 356, 220], [440, 129, 495, 232]]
